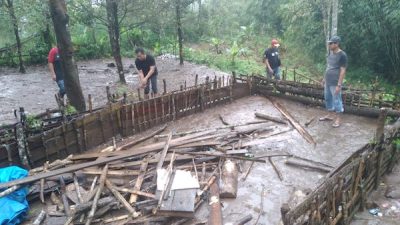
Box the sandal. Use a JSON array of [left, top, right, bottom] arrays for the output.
[[332, 120, 341, 128]]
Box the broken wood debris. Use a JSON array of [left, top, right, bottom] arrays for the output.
[[8, 113, 330, 225]]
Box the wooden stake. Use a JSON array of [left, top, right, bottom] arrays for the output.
[[129, 159, 149, 204], [0, 185, 20, 198], [105, 179, 140, 218], [163, 79, 167, 94], [137, 88, 142, 101], [85, 164, 108, 225], [208, 181, 223, 225], [39, 162, 48, 203], [88, 94, 93, 112], [32, 209, 46, 225], [268, 97, 316, 146]]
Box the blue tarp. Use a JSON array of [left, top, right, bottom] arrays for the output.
[[0, 166, 29, 225]]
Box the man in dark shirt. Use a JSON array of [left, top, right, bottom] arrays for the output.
[[48, 46, 65, 99], [319, 36, 348, 128], [264, 39, 282, 80], [135, 48, 158, 99]]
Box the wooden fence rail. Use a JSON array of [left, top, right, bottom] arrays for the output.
[[0, 76, 250, 168]]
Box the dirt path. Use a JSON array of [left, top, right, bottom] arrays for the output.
[[0, 57, 229, 124]]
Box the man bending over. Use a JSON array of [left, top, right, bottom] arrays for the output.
[[135, 48, 158, 99]]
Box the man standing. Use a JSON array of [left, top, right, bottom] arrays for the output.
[[319, 36, 348, 128], [135, 48, 158, 99], [48, 46, 65, 99], [264, 39, 282, 80]]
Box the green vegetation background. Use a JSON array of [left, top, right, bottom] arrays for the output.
[[0, 0, 399, 93]]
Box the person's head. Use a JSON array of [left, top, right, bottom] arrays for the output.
[[135, 48, 146, 61], [328, 36, 341, 51], [271, 39, 280, 48]]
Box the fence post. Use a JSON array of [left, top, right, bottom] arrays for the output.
[[280, 203, 290, 225], [374, 108, 388, 190]]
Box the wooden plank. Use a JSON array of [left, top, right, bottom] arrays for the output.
[[129, 158, 149, 204], [0, 131, 217, 189], [267, 97, 316, 146]]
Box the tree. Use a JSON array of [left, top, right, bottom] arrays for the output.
[[5, 0, 26, 73], [175, 0, 184, 65], [106, 0, 126, 83], [48, 0, 86, 111]]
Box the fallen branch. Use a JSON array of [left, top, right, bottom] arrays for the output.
[[255, 112, 287, 124], [285, 159, 330, 173], [268, 157, 283, 181]]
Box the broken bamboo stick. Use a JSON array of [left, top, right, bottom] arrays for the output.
[[85, 164, 108, 225], [255, 112, 287, 124], [129, 158, 149, 204], [105, 179, 140, 218]]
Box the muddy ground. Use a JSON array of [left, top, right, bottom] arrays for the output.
[[0, 56, 229, 124], [351, 162, 400, 225], [23, 95, 380, 225]]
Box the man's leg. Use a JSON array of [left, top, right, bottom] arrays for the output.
[[57, 80, 66, 98], [331, 86, 344, 127], [273, 67, 281, 80], [320, 84, 335, 121], [150, 75, 158, 98]]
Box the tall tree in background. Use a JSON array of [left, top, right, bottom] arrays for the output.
[[175, 0, 184, 65], [331, 0, 339, 36], [5, 0, 26, 73], [106, 0, 126, 83], [49, 0, 86, 111]]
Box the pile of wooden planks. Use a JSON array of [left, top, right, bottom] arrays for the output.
[[0, 112, 329, 225]]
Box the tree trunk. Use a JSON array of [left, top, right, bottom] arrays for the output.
[[331, 0, 339, 37], [175, 0, 184, 65], [6, 0, 26, 73], [48, 0, 86, 112], [197, 0, 202, 36], [106, 0, 126, 84]]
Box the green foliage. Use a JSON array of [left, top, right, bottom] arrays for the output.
[[65, 105, 77, 116], [0, 0, 398, 92], [184, 47, 264, 75], [25, 115, 42, 130]]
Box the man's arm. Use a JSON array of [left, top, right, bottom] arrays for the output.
[[144, 66, 155, 80], [338, 67, 346, 86], [48, 63, 56, 81], [263, 51, 273, 72]]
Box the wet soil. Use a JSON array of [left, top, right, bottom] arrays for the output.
[[0, 57, 229, 124], [161, 95, 377, 225], [351, 162, 400, 225], [25, 95, 378, 225]]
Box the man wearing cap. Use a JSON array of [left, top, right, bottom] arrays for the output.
[[319, 36, 348, 128], [264, 39, 282, 80]]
